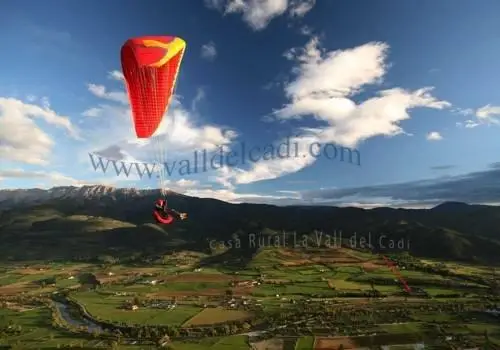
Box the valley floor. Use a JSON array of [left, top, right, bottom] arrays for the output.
[[0, 247, 500, 349]]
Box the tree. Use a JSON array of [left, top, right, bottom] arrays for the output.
[[98, 255, 116, 265], [113, 329, 123, 342], [170, 328, 180, 337]]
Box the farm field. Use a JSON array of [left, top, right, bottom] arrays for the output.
[[0, 246, 499, 348], [183, 307, 253, 326]]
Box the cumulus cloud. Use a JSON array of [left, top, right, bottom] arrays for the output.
[[107, 70, 125, 82], [157, 178, 201, 194], [476, 104, 500, 124], [87, 84, 128, 104], [191, 88, 206, 112], [82, 107, 102, 117], [201, 41, 217, 61], [0, 97, 80, 165], [219, 37, 450, 187], [276, 38, 450, 147], [455, 105, 500, 129], [289, 0, 315, 18], [204, 0, 315, 30], [426, 131, 443, 141], [227, 134, 320, 185]]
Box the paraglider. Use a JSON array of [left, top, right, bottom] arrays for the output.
[[121, 35, 188, 224], [153, 198, 187, 224]]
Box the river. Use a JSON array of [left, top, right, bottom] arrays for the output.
[[54, 301, 104, 333]]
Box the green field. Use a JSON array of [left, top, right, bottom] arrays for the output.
[[72, 291, 202, 325], [0, 308, 102, 349], [295, 336, 314, 350], [0, 245, 498, 348], [171, 335, 249, 350]]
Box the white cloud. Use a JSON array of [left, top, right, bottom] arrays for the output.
[[183, 187, 294, 204], [0, 97, 80, 165], [82, 107, 102, 117], [456, 120, 480, 129], [108, 70, 125, 82], [476, 104, 500, 124], [191, 88, 206, 111], [221, 37, 450, 186], [426, 131, 443, 141], [455, 104, 500, 129], [281, 38, 389, 101], [201, 42, 217, 61], [452, 107, 474, 116], [204, 0, 315, 30], [0, 169, 85, 187], [275, 38, 450, 146], [0, 169, 141, 189], [158, 178, 200, 194], [289, 0, 315, 18], [230, 134, 319, 185], [87, 83, 128, 104]]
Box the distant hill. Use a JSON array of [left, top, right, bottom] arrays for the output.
[[1, 185, 500, 263]]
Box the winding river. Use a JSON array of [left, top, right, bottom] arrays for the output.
[[54, 301, 104, 332]]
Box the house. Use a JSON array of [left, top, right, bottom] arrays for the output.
[[158, 335, 171, 347], [234, 280, 259, 287]]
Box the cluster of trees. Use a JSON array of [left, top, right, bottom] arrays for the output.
[[96, 319, 257, 341], [383, 255, 497, 296], [36, 277, 57, 287], [0, 318, 23, 337]]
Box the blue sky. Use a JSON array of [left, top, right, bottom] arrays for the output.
[[1, 0, 500, 207]]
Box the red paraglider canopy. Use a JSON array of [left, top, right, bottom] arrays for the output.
[[121, 36, 186, 138]]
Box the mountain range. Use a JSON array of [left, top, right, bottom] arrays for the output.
[[1, 185, 500, 264]]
